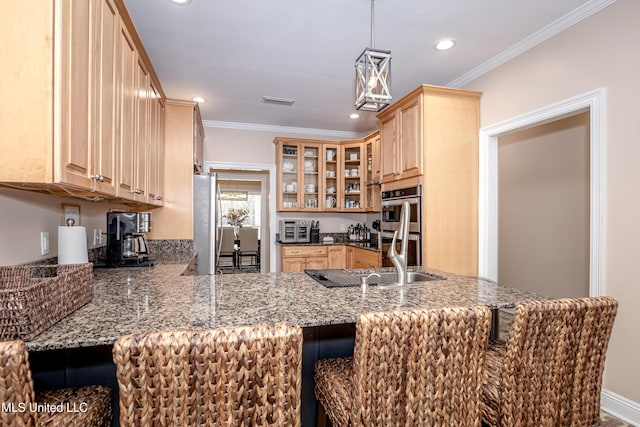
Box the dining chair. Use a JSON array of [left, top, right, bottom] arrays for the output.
[[218, 226, 236, 269], [0, 339, 111, 426], [482, 296, 618, 427], [238, 226, 260, 270], [314, 306, 492, 427], [112, 323, 303, 426]]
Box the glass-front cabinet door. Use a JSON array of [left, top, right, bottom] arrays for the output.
[[277, 140, 300, 211], [364, 130, 381, 212], [322, 144, 340, 211], [340, 141, 365, 212], [301, 143, 321, 211]]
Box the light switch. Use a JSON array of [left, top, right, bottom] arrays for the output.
[[40, 232, 50, 255], [93, 228, 103, 245]]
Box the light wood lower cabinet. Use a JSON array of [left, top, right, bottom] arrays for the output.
[[281, 246, 328, 272], [352, 247, 381, 269], [327, 245, 346, 269], [281, 245, 380, 272]]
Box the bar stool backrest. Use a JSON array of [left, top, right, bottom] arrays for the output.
[[495, 296, 618, 426], [351, 306, 491, 426], [113, 323, 303, 426], [0, 340, 36, 426]]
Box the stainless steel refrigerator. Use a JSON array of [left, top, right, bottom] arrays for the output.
[[193, 173, 223, 275]]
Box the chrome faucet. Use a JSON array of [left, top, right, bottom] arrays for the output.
[[388, 201, 410, 287]]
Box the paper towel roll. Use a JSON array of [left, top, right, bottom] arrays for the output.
[[58, 226, 88, 264]]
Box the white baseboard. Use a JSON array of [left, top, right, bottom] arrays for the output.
[[602, 389, 640, 426]]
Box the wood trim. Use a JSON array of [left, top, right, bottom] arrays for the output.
[[478, 87, 605, 298]]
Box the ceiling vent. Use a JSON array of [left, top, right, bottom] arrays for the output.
[[262, 96, 295, 106]]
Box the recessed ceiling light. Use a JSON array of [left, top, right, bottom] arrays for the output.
[[434, 38, 456, 51], [350, 113, 360, 119], [192, 96, 206, 103], [169, 0, 192, 5]]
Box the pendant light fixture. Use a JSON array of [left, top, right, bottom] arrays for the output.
[[355, 0, 391, 112]]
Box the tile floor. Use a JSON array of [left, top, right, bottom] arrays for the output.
[[497, 310, 634, 426]]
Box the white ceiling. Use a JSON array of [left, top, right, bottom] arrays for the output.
[[123, 0, 608, 135]]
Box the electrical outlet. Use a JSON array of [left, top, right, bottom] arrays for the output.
[[340, 224, 347, 232], [93, 228, 103, 245], [40, 232, 50, 255]]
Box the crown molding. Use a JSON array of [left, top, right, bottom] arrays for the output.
[[447, 0, 618, 88], [202, 120, 365, 139]]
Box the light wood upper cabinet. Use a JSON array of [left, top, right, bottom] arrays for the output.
[[275, 136, 380, 212], [321, 144, 341, 211], [57, 0, 93, 190], [146, 100, 202, 240], [341, 141, 366, 212], [275, 138, 334, 212], [92, 0, 119, 196], [379, 92, 422, 183], [364, 130, 381, 212], [379, 84, 482, 276], [132, 58, 150, 203], [147, 82, 165, 206], [193, 106, 204, 174], [116, 19, 137, 199], [0, 0, 166, 206]]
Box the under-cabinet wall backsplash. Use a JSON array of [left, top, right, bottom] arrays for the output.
[[0, 187, 126, 266]]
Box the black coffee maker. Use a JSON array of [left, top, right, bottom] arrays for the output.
[[105, 212, 154, 267]]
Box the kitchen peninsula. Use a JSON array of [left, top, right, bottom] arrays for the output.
[[25, 263, 544, 426], [27, 263, 542, 351]]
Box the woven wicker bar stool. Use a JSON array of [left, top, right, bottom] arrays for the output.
[[112, 323, 303, 426], [314, 306, 492, 427], [482, 296, 618, 427], [0, 339, 112, 426]]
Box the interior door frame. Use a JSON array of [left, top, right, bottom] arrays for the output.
[[478, 88, 605, 296], [205, 161, 277, 273]]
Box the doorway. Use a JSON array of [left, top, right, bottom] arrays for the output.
[[478, 88, 604, 297], [206, 161, 276, 272], [497, 112, 590, 298]]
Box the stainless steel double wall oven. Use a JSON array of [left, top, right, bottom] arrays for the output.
[[380, 185, 422, 267]]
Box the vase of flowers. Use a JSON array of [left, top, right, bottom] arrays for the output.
[[224, 208, 249, 240]]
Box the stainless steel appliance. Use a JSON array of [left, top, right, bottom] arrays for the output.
[[279, 220, 310, 243], [193, 173, 224, 275], [106, 212, 153, 267], [380, 185, 422, 267]]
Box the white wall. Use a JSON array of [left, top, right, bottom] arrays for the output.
[[0, 187, 126, 266], [463, 0, 640, 408], [498, 112, 590, 298]]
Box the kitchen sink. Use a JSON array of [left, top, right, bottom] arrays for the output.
[[305, 269, 445, 288], [368, 271, 442, 286]]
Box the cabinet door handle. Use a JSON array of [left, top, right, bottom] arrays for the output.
[[134, 189, 142, 194], [91, 174, 105, 182]]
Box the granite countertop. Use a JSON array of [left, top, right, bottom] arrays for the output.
[[25, 264, 544, 352], [277, 241, 380, 252]]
